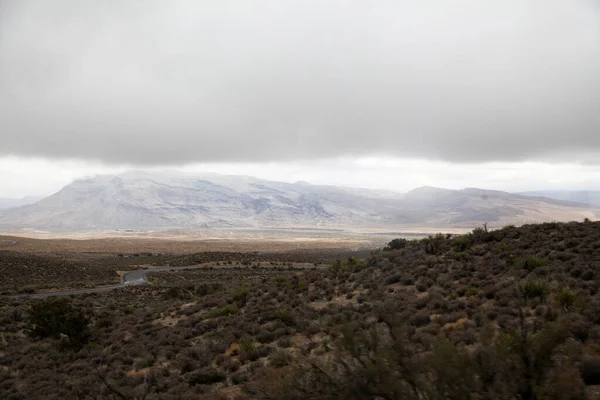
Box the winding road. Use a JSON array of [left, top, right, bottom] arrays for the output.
[[8, 264, 322, 299]]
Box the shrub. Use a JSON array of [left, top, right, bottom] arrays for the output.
[[26, 297, 89, 348], [239, 337, 256, 353], [518, 279, 550, 301], [451, 235, 471, 252], [555, 288, 578, 311], [269, 349, 293, 368], [513, 256, 549, 271], [187, 369, 226, 385], [422, 233, 447, 255], [233, 288, 249, 307], [383, 238, 408, 251], [208, 304, 238, 318], [275, 309, 294, 325]]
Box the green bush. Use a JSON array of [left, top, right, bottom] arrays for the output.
[[422, 233, 447, 255], [239, 337, 255, 353], [518, 279, 550, 301], [275, 309, 294, 325], [208, 304, 238, 318], [451, 235, 471, 252], [513, 256, 549, 271], [233, 288, 249, 307], [555, 288, 578, 311]]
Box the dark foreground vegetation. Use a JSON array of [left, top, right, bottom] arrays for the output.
[[2, 221, 600, 399], [0, 249, 369, 295]]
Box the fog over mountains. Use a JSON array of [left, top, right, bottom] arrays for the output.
[[0, 196, 42, 210], [0, 172, 597, 232], [519, 191, 600, 207]]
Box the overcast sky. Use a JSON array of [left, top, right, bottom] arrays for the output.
[[1, 1, 600, 197]]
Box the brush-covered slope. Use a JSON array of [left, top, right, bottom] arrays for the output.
[[3, 221, 600, 398]]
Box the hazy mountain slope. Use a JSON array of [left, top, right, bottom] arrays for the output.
[[0, 172, 597, 231], [0, 196, 42, 210], [519, 190, 600, 207]]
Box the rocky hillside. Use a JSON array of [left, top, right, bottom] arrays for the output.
[[0, 172, 597, 231]]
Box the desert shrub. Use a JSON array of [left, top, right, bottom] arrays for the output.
[[385, 274, 402, 285], [165, 286, 183, 299], [275, 309, 294, 326], [134, 356, 154, 370], [383, 238, 408, 251], [518, 279, 550, 301], [451, 235, 471, 252], [269, 349, 293, 368], [555, 288, 578, 311], [233, 288, 249, 307], [415, 281, 428, 293], [239, 337, 255, 353], [422, 233, 447, 255], [513, 256, 549, 271], [187, 369, 226, 385], [194, 282, 225, 296], [207, 304, 238, 318], [26, 297, 89, 348]]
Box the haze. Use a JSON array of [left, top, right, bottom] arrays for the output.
[[1, 0, 599, 197]]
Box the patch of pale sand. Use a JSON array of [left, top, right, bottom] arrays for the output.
[[311, 333, 329, 344], [385, 282, 404, 292], [309, 294, 356, 310], [291, 334, 311, 351], [218, 386, 243, 400], [123, 332, 134, 342], [308, 300, 328, 310], [126, 367, 151, 378], [180, 301, 197, 309], [153, 313, 185, 327], [225, 343, 240, 357]]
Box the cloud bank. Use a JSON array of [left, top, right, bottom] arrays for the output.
[[1, 0, 599, 164]]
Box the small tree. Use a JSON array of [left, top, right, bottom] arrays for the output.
[[27, 297, 90, 348]]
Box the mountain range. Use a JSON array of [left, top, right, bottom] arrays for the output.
[[0, 196, 42, 210], [0, 172, 597, 232], [519, 190, 600, 207]]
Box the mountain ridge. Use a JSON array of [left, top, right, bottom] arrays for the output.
[[0, 196, 43, 210], [0, 172, 597, 232]]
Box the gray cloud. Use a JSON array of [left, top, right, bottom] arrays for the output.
[[1, 0, 599, 164]]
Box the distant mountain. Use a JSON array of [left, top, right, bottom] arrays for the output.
[[0, 172, 597, 231], [519, 190, 600, 207], [0, 196, 42, 210]]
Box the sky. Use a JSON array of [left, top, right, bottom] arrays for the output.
[[1, 0, 600, 198]]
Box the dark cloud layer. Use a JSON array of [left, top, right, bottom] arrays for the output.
[[1, 0, 599, 164]]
